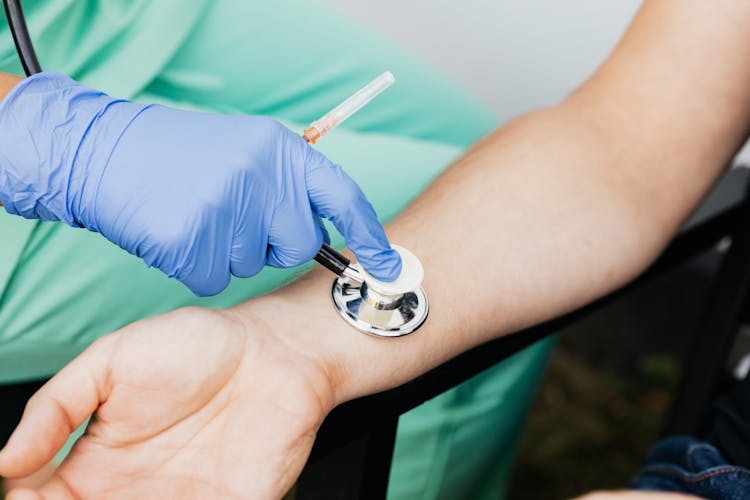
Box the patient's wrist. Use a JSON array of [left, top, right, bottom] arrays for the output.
[[229, 279, 343, 409], [236, 272, 391, 408]]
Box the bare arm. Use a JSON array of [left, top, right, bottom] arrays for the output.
[[243, 0, 750, 404]]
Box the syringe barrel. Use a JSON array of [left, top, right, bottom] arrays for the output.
[[309, 71, 395, 140]]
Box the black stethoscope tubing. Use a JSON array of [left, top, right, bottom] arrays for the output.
[[3, 0, 40, 76]]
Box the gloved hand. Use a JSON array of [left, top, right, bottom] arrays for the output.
[[0, 72, 401, 295]]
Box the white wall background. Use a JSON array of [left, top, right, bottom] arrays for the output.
[[323, 0, 642, 119], [324, 0, 750, 164]]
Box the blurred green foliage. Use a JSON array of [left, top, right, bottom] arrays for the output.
[[508, 348, 681, 499]]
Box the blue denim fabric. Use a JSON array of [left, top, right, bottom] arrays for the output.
[[632, 436, 750, 499]]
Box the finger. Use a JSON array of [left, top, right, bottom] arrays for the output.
[[265, 200, 324, 268], [0, 337, 114, 479], [229, 189, 273, 279], [266, 138, 325, 268], [36, 474, 77, 500], [181, 266, 231, 297], [230, 230, 268, 278], [304, 149, 402, 281], [174, 210, 232, 296], [3, 460, 57, 492], [6, 488, 43, 500], [7, 476, 75, 500]]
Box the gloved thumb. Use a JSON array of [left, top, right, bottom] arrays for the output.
[[305, 148, 401, 281]]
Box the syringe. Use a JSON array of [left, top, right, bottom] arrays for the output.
[[301, 72, 427, 337], [303, 71, 395, 144]]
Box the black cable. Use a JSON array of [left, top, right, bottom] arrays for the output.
[[3, 0, 40, 76]]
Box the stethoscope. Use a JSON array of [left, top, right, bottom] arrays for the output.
[[1, 0, 429, 337]]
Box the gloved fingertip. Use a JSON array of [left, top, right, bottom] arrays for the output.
[[359, 247, 403, 282], [229, 254, 265, 279], [182, 273, 231, 297], [267, 224, 324, 269]]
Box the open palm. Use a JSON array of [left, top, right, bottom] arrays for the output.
[[0, 307, 334, 499]]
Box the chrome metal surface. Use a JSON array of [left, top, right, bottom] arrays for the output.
[[361, 282, 404, 310], [341, 265, 364, 285], [331, 275, 428, 337]]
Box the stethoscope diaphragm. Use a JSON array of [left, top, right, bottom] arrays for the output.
[[329, 245, 428, 337]]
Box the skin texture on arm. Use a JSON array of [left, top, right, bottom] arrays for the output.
[[3, 0, 750, 498], [261, 0, 750, 403]]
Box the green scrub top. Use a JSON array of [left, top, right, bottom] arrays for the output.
[[0, 1, 554, 498]]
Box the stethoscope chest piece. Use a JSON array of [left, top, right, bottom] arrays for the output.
[[329, 244, 428, 337], [331, 275, 429, 337]]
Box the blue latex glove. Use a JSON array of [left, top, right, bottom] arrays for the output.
[[0, 72, 401, 295]]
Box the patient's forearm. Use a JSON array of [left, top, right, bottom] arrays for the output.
[[237, 0, 750, 405], [244, 107, 687, 404]]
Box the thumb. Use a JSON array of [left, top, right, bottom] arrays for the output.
[[0, 337, 113, 479], [305, 149, 402, 281]]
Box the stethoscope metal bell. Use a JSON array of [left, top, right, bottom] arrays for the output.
[[315, 244, 429, 337]]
